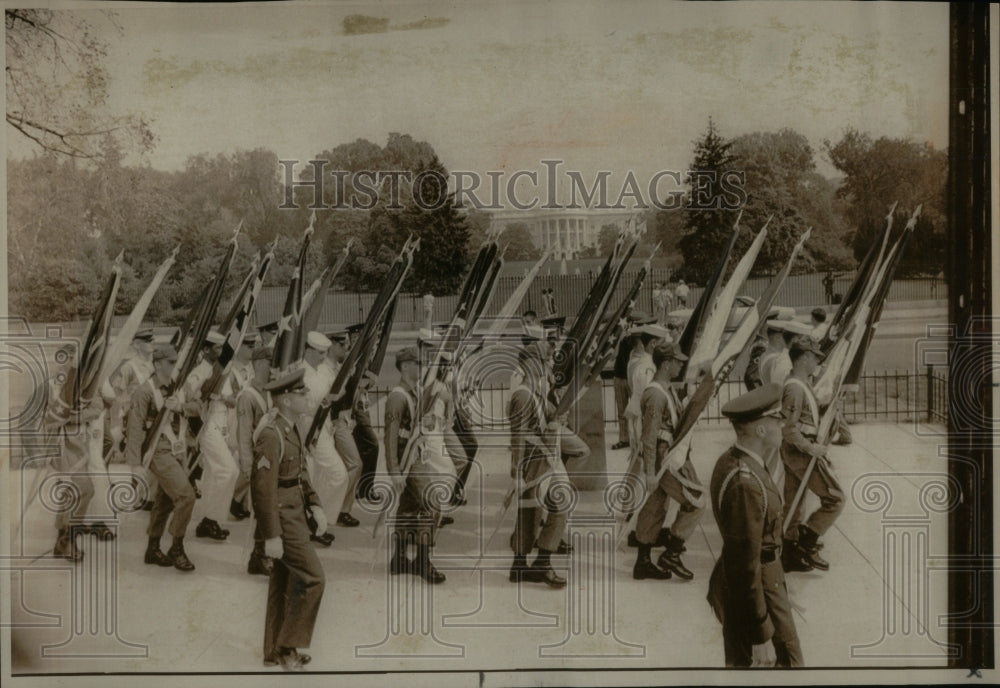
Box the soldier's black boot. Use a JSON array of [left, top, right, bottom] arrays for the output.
[[144, 536, 173, 567], [509, 554, 529, 582], [230, 499, 250, 521], [797, 525, 829, 571], [656, 532, 694, 581], [389, 534, 411, 576], [781, 538, 815, 573], [413, 544, 445, 584], [633, 544, 671, 580], [524, 550, 566, 589], [196, 517, 229, 541], [167, 538, 195, 572], [54, 527, 83, 562], [247, 543, 273, 576]]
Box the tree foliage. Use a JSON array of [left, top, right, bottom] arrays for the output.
[[5, 9, 153, 159], [825, 129, 946, 276], [502, 222, 540, 261]]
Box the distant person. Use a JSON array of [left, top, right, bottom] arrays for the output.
[[522, 310, 539, 327], [822, 271, 835, 305], [809, 308, 828, 340], [675, 279, 689, 308], [653, 282, 673, 323]]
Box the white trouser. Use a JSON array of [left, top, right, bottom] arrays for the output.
[[309, 424, 349, 518], [199, 419, 239, 522]]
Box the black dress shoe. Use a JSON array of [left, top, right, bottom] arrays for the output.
[[310, 532, 335, 547], [196, 518, 228, 541], [633, 558, 671, 580], [611, 441, 629, 450], [414, 559, 446, 584], [627, 531, 639, 547], [230, 500, 250, 521], [336, 512, 360, 527], [247, 553, 274, 576], [781, 541, 815, 573], [522, 564, 566, 589], [167, 545, 195, 572], [656, 551, 694, 581], [144, 548, 174, 567]]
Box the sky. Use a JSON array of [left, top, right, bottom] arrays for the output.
[[7, 1, 949, 189]]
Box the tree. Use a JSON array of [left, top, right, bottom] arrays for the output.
[[825, 129, 946, 276], [678, 118, 739, 282], [502, 222, 540, 261], [5, 9, 153, 159]]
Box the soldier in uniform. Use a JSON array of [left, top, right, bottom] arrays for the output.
[[632, 342, 703, 581], [124, 345, 201, 571], [234, 346, 274, 575], [507, 339, 584, 589], [344, 322, 380, 502], [780, 335, 844, 573], [301, 331, 343, 547], [384, 346, 446, 584], [251, 368, 327, 671], [325, 330, 362, 527], [257, 320, 280, 348], [708, 383, 804, 667]]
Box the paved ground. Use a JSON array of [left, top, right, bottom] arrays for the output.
[[8, 421, 955, 675]]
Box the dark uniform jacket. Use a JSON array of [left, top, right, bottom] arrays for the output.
[[780, 377, 823, 465], [251, 412, 321, 541], [708, 445, 784, 644], [383, 380, 418, 476]]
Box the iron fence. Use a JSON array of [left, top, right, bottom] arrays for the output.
[[361, 367, 949, 433]]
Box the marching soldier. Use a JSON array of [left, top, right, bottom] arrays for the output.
[[251, 368, 327, 671], [234, 346, 274, 575], [124, 345, 200, 571], [507, 339, 584, 589], [325, 330, 362, 527], [384, 346, 446, 584], [227, 334, 257, 521], [780, 336, 844, 573], [632, 342, 703, 581], [344, 322, 380, 502], [708, 383, 803, 667], [300, 331, 343, 547]]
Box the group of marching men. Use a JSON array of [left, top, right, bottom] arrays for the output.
[[604, 305, 852, 666], [41, 302, 848, 669]]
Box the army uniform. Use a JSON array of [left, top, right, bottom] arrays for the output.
[[352, 385, 380, 502], [234, 359, 273, 573], [708, 443, 803, 666], [251, 398, 325, 665], [780, 375, 844, 569], [124, 349, 199, 571], [633, 378, 704, 579]]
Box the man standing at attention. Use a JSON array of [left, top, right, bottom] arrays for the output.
[[251, 368, 327, 671], [708, 383, 803, 667]]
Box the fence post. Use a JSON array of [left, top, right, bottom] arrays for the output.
[[926, 364, 934, 423]]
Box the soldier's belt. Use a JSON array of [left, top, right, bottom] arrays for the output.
[[278, 477, 300, 488]]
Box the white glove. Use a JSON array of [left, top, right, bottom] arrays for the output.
[[264, 537, 284, 560], [310, 505, 328, 535]]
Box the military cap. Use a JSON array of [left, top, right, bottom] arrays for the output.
[[153, 345, 178, 363], [205, 330, 226, 346], [252, 346, 273, 362], [345, 322, 365, 336], [257, 320, 279, 334], [789, 334, 824, 359], [133, 328, 155, 342], [721, 383, 783, 423], [652, 342, 688, 368], [242, 331, 258, 345], [264, 368, 306, 395], [305, 331, 332, 352], [325, 330, 349, 344], [811, 307, 827, 323], [395, 346, 419, 366]]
